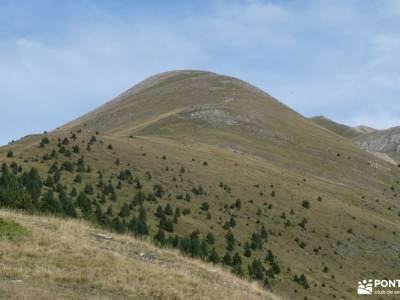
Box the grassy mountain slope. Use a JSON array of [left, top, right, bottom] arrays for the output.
[[310, 116, 398, 164], [0, 209, 275, 300], [310, 116, 375, 139], [1, 70, 400, 299]]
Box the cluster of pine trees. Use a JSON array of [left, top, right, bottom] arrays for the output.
[[0, 132, 293, 291], [0, 162, 76, 217]]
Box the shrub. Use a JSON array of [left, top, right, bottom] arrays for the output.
[[164, 203, 173, 215], [153, 184, 165, 198], [206, 232, 215, 245], [294, 274, 310, 289], [200, 202, 209, 211], [302, 200, 310, 209]]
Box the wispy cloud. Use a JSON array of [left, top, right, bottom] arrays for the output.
[[0, 0, 399, 144]]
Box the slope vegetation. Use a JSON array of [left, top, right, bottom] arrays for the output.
[[1, 70, 399, 300], [0, 209, 275, 300]]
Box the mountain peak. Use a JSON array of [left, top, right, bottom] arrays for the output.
[[58, 70, 288, 136]]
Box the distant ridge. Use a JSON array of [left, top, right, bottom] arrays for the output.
[[310, 116, 376, 138], [355, 126, 400, 164]]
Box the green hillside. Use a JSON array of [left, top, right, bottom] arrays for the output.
[[0, 209, 276, 300], [1, 71, 399, 299]]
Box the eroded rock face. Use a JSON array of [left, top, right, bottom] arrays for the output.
[[180, 105, 294, 144], [355, 127, 400, 164], [355, 127, 400, 153], [187, 107, 239, 126]]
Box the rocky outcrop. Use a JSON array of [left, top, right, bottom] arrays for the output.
[[355, 126, 400, 163]]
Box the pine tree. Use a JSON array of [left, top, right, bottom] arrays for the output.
[[106, 205, 113, 216], [260, 224, 268, 241], [209, 248, 220, 263], [24, 168, 42, 202], [59, 190, 77, 218], [154, 229, 166, 246], [206, 232, 215, 245], [62, 137, 69, 145], [41, 137, 50, 146], [250, 232, 263, 250], [294, 274, 310, 289], [84, 183, 94, 195], [45, 175, 54, 187], [95, 205, 109, 226], [155, 206, 165, 218], [153, 184, 165, 198], [110, 190, 117, 201], [119, 202, 130, 218], [164, 219, 174, 232], [174, 207, 181, 218], [53, 170, 61, 183], [232, 264, 245, 277], [265, 249, 275, 264], [133, 177, 143, 189], [223, 252, 232, 266], [200, 238, 209, 259], [50, 150, 57, 158], [77, 156, 85, 172], [248, 258, 265, 281], [41, 190, 62, 215], [10, 162, 18, 174], [74, 174, 82, 183], [244, 242, 252, 257], [200, 202, 209, 211], [49, 162, 59, 174], [173, 214, 179, 224], [235, 198, 241, 210], [302, 200, 311, 209], [298, 217, 308, 229], [72, 145, 80, 153], [225, 230, 235, 251], [188, 231, 202, 257], [158, 214, 170, 231], [232, 252, 242, 266], [164, 203, 173, 215], [128, 216, 139, 235], [76, 192, 92, 216], [271, 261, 281, 275], [70, 187, 77, 197], [263, 277, 270, 288], [0, 164, 34, 211], [111, 216, 125, 233], [266, 267, 275, 279], [133, 190, 145, 206], [137, 206, 149, 235], [229, 216, 236, 227]]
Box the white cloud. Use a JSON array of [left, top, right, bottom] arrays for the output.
[[0, 0, 400, 145]]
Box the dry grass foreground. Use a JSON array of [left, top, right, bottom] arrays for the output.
[[0, 209, 279, 300]]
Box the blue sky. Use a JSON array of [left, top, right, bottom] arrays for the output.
[[1, 0, 400, 145]]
